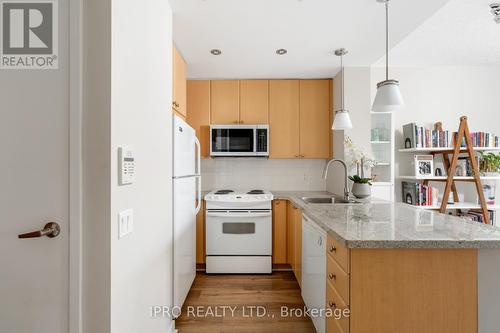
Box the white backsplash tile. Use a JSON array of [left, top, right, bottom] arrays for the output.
[[200, 158, 328, 191]]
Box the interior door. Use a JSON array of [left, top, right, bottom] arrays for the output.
[[0, 1, 70, 332]]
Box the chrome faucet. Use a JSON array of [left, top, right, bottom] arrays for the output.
[[323, 159, 351, 202]]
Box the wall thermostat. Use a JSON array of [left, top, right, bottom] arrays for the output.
[[118, 146, 135, 185]]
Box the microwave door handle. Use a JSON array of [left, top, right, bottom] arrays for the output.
[[253, 128, 257, 155]]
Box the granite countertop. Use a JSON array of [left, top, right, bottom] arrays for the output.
[[272, 191, 500, 249]]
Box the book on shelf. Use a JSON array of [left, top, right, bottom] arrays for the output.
[[402, 123, 500, 149], [402, 181, 439, 207], [458, 210, 496, 225]]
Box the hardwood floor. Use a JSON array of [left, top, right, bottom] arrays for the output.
[[175, 272, 316, 333]]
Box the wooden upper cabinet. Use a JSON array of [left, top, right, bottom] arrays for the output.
[[269, 80, 300, 158], [239, 80, 269, 124], [299, 79, 331, 158], [172, 45, 187, 117], [210, 80, 239, 124], [187, 80, 210, 158]]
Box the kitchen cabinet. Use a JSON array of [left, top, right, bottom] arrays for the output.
[[269, 80, 300, 158], [196, 201, 205, 264], [299, 79, 331, 158], [239, 80, 269, 124], [272, 200, 287, 264], [173, 45, 187, 118], [187, 80, 211, 158], [324, 234, 478, 333], [302, 214, 326, 333], [287, 201, 302, 286], [210, 80, 240, 124]]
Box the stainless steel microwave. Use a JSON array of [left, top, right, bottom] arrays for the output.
[[210, 124, 269, 157]]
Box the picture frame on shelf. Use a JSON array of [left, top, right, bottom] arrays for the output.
[[414, 155, 434, 178]]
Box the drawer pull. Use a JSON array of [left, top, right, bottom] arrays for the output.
[[329, 245, 337, 253], [328, 273, 336, 281], [329, 301, 336, 309]]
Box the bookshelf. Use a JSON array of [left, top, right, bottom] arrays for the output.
[[400, 117, 496, 224]]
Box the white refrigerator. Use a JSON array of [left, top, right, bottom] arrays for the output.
[[172, 114, 201, 310]]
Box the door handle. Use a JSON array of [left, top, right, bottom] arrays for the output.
[[18, 222, 61, 239]]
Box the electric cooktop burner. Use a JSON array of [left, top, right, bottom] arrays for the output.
[[247, 190, 265, 195], [214, 189, 234, 195]]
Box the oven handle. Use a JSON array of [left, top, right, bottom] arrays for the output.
[[206, 211, 272, 218]]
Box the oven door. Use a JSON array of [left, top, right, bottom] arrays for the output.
[[210, 127, 256, 156], [205, 210, 272, 255]]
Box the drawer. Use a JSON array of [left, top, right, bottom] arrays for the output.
[[327, 255, 349, 304], [327, 283, 350, 333], [327, 235, 349, 272]]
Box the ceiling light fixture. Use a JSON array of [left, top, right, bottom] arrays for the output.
[[276, 48, 287, 55], [491, 3, 500, 24], [210, 49, 222, 55], [372, 0, 404, 112], [332, 48, 353, 130]]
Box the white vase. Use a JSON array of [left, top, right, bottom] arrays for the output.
[[352, 183, 371, 199]]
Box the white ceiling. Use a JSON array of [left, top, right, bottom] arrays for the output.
[[170, 0, 451, 79], [374, 0, 500, 67]]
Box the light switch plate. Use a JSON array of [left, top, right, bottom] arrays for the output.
[[118, 209, 134, 239]]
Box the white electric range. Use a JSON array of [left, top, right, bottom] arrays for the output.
[[204, 189, 274, 274]]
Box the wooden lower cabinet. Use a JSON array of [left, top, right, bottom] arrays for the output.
[[286, 201, 302, 286], [195, 201, 205, 264], [272, 200, 287, 264], [325, 236, 478, 333]]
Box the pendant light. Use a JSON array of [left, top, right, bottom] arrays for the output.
[[332, 48, 353, 130], [372, 0, 404, 112]]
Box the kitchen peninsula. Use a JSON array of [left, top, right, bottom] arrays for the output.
[[274, 192, 500, 333]]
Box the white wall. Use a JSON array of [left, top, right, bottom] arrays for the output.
[[83, 1, 174, 333], [327, 67, 372, 196], [371, 66, 500, 202], [201, 159, 327, 191]]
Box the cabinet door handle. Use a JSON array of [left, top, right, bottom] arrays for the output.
[[329, 245, 337, 253], [294, 155, 299, 158], [328, 273, 336, 281], [329, 301, 336, 309], [233, 121, 239, 124], [239, 120, 244, 124]]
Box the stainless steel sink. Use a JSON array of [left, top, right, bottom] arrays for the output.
[[301, 196, 361, 204]]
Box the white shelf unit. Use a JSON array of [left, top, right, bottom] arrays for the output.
[[370, 112, 395, 201]]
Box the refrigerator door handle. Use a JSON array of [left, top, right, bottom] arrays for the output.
[[195, 176, 202, 214], [194, 137, 201, 175]]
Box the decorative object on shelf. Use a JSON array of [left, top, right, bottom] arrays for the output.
[[332, 48, 352, 130], [372, 0, 404, 112], [480, 181, 496, 205], [349, 175, 372, 199], [479, 152, 500, 176], [435, 168, 443, 176], [413, 155, 434, 178], [344, 136, 375, 177]]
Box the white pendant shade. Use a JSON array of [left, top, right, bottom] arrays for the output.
[[332, 111, 353, 130], [372, 80, 404, 112]]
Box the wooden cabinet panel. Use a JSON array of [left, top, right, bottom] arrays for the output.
[[327, 234, 350, 273], [272, 200, 287, 264], [269, 80, 300, 158], [293, 206, 302, 287], [187, 80, 211, 158], [240, 80, 269, 124], [299, 80, 331, 158], [350, 249, 477, 333], [287, 201, 296, 270], [210, 80, 239, 124], [196, 201, 205, 264], [173, 45, 187, 117]]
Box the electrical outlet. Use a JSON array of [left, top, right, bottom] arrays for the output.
[[118, 209, 134, 239]]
